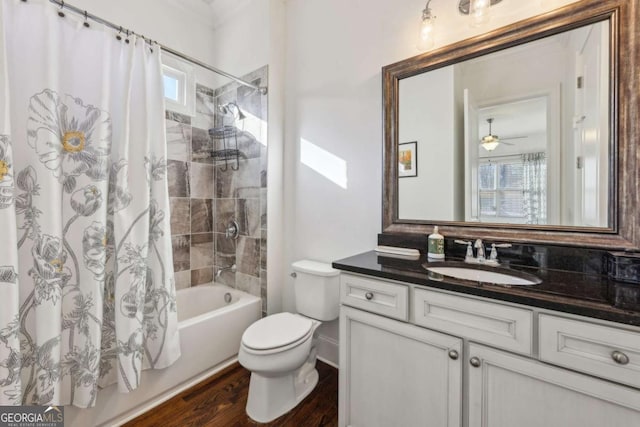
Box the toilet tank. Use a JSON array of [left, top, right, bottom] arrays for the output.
[[292, 260, 341, 321]]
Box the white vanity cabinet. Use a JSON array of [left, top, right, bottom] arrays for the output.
[[467, 343, 640, 427], [339, 278, 463, 427], [338, 272, 640, 427]]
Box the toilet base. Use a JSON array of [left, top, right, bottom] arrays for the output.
[[246, 361, 319, 423]]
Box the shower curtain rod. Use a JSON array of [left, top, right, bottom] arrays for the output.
[[47, 0, 268, 95]]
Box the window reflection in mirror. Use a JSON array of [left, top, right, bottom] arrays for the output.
[[474, 97, 548, 225], [398, 20, 610, 228]]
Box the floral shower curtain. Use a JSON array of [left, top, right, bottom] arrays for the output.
[[522, 152, 547, 225], [0, 0, 180, 408]]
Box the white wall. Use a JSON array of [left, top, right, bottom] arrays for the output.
[[69, 0, 216, 65], [266, 1, 286, 315], [398, 67, 459, 220], [68, 0, 269, 91], [207, 1, 269, 77]]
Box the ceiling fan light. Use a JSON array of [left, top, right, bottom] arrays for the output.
[[481, 140, 500, 151], [481, 134, 498, 144], [480, 118, 499, 150]]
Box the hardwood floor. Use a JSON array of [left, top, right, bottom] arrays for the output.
[[125, 361, 338, 427]]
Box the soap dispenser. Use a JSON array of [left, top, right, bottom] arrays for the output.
[[427, 226, 445, 259]]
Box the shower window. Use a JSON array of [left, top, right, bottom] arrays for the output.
[[163, 72, 180, 102], [162, 54, 195, 116]]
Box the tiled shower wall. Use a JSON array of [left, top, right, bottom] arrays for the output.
[[166, 66, 268, 315]]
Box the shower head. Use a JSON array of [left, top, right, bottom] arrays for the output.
[[218, 102, 246, 120]]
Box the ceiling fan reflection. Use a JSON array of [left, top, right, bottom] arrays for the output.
[[480, 118, 527, 151]]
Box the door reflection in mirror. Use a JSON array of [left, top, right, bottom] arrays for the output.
[[473, 97, 548, 225]]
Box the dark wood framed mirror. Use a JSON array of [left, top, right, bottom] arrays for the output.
[[382, 0, 639, 250]]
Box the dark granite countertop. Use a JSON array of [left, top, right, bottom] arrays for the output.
[[332, 251, 640, 327]]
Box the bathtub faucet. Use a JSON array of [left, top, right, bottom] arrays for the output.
[[215, 264, 237, 278]]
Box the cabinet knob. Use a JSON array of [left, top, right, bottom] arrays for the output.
[[448, 350, 459, 360], [365, 292, 374, 300], [469, 356, 481, 368], [611, 350, 630, 365]]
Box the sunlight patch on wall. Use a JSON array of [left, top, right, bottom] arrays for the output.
[[300, 139, 348, 189], [242, 110, 267, 146]]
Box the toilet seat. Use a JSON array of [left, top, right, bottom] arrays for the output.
[[241, 313, 313, 353]]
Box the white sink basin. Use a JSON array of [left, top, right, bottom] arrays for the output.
[[425, 265, 541, 286]]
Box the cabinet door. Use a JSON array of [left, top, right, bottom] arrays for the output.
[[468, 343, 640, 427], [339, 306, 462, 427]]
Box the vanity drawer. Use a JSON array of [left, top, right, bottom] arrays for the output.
[[413, 288, 533, 355], [340, 274, 408, 321], [539, 314, 640, 388]]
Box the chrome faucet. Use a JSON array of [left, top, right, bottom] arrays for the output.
[[488, 243, 512, 265], [454, 240, 477, 263], [455, 239, 512, 265], [474, 239, 486, 263], [215, 264, 237, 278]]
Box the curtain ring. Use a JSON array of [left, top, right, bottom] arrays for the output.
[[83, 11, 90, 28], [58, 1, 65, 18], [142, 36, 151, 53], [125, 30, 130, 44], [116, 26, 122, 41]]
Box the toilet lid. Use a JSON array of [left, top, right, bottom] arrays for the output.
[[242, 313, 313, 351]]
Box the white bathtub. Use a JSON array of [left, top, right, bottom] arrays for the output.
[[66, 284, 261, 427]]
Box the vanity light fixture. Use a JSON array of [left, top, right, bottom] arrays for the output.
[[417, 0, 436, 51], [470, 0, 490, 25], [458, 0, 503, 26]]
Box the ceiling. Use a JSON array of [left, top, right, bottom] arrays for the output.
[[478, 96, 547, 139], [166, 0, 251, 29]]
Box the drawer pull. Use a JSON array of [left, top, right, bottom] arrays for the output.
[[448, 350, 459, 360], [611, 350, 630, 365], [469, 356, 481, 368], [365, 292, 374, 300]]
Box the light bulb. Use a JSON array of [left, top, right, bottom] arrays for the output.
[[470, 0, 490, 26], [482, 141, 499, 151], [417, 10, 436, 51]]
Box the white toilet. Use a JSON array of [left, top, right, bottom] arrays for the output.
[[238, 260, 340, 423]]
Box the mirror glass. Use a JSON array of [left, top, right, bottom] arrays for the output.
[[398, 20, 610, 228]]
